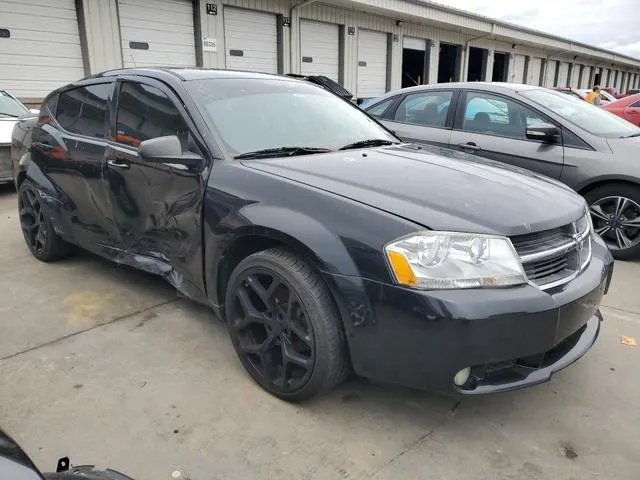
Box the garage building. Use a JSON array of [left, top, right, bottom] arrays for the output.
[[1, 0, 640, 105]]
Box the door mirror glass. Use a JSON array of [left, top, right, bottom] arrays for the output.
[[525, 123, 559, 142], [138, 135, 202, 167]]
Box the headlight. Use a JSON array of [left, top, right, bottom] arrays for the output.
[[384, 231, 526, 289], [580, 204, 595, 238]]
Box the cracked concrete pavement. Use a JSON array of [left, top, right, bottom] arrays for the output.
[[0, 184, 638, 479]]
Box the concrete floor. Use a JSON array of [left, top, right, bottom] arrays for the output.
[[0, 183, 638, 480]]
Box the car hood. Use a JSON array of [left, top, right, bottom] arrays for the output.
[[241, 144, 586, 236], [607, 135, 640, 156], [0, 118, 18, 145]]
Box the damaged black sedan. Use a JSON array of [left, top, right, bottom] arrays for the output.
[[11, 68, 614, 401]]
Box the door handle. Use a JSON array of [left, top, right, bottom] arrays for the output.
[[456, 142, 481, 151], [107, 159, 131, 169]]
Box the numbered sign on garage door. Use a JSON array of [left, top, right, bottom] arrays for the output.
[[0, 0, 85, 98], [224, 8, 278, 74], [119, 0, 197, 68], [300, 20, 340, 82], [357, 29, 389, 99]]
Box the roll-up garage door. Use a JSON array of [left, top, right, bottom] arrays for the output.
[[545, 60, 557, 87], [224, 8, 278, 74], [557, 62, 569, 87], [357, 29, 388, 98], [570, 64, 580, 88], [527, 57, 542, 85], [511, 54, 526, 83], [0, 0, 85, 100], [300, 20, 340, 82], [119, 0, 196, 68], [605, 69, 612, 87]]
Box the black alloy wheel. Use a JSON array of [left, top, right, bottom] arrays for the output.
[[586, 184, 640, 260], [19, 185, 48, 256], [18, 180, 75, 262], [225, 248, 348, 401]]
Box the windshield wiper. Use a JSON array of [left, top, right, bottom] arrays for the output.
[[339, 139, 396, 150], [0, 113, 20, 118], [620, 132, 640, 138], [234, 146, 332, 159]]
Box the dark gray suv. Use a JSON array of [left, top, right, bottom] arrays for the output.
[[364, 83, 640, 259]]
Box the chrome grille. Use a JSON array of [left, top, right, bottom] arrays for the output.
[[511, 215, 592, 290], [524, 254, 569, 281]]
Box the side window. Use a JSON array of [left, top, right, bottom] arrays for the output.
[[461, 92, 547, 140], [116, 82, 190, 149], [366, 98, 395, 118], [56, 84, 110, 138], [393, 91, 453, 128], [630, 100, 640, 108]]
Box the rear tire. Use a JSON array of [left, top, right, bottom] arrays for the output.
[[224, 248, 349, 401], [585, 184, 640, 260], [18, 179, 75, 262]]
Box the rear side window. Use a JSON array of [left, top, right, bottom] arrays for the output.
[[393, 91, 453, 127], [116, 82, 189, 149], [56, 84, 110, 138]]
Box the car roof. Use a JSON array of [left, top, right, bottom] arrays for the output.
[[87, 67, 289, 82], [366, 82, 544, 105]]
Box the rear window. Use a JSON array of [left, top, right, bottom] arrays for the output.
[[56, 84, 111, 138]]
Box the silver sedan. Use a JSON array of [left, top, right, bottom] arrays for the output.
[[364, 82, 640, 259]]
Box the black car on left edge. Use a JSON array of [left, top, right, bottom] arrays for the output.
[[11, 68, 613, 401]]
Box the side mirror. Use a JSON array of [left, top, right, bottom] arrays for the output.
[[526, 123, 559, 142], [138, 135, 202, 168]]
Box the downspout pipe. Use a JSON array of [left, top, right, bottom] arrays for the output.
[[289, 0, 318, 74], [462, 23, 495, 81]]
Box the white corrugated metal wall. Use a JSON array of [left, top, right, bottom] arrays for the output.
[[223, 7, 279, 73], [300, 20, 340, 81], [3, 0, 640, 102], [569, 63, 580, 87], [356, 29, 388, 98], [0, 0, 85, 100], [511, 54, 526, 83], [546, 60, 557, 87], [118, 0, 197, 68], [526, 57, 542, 85], [557, 62, 569, 87]]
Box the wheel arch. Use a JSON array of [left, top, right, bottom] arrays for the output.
[[578, 176, 640, 197], [208, 203, 364, 326], [214, 225, 357, 317]]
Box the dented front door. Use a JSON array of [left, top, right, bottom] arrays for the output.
[[105, 78, 206, 293]]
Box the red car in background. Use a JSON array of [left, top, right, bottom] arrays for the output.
[[602, 93, 640, 126]]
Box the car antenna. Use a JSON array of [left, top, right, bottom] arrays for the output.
[[130, 54, 137, 67]]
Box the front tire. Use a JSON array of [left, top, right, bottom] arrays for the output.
[[18, 180, 75, 262], [585, 184, 640, 260], [224, 248, 349, 401]]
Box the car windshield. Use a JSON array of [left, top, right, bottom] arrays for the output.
[[0, 90, 30, 117], [521, 89, 640, 138], [185, 78, 397, 157]]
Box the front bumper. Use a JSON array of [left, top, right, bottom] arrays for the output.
[[326, 235, 614, 395]]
